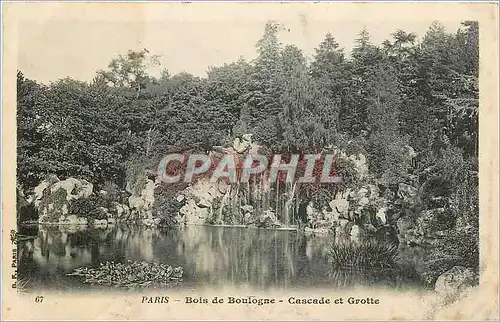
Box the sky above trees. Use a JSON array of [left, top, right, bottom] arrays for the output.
[[16, 4, 463, 83]]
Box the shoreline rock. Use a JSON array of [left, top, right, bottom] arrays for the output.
[[434, 266, 478, 296]]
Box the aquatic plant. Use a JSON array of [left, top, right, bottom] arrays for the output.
[[15, 275, 32, 294], [326, 241, 423, 289], [67, 260, 183, 289], [327, 240, 400, 270]]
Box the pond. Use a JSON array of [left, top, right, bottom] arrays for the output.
[[17, 224, 424, 292]]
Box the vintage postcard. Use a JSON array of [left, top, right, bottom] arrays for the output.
[[2, 2, 499, 321]]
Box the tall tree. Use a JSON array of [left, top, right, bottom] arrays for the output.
[[310, 33, 347, 135], [342, 28, 384, 136], [244, 21, 283, 136]]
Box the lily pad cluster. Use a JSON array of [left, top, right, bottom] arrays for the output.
[[67, 260, 183, 289]]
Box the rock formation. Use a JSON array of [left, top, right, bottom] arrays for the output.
[[434, 266, 478, 295], [128, 179, 156, 219], [31, 175, 94, 224]]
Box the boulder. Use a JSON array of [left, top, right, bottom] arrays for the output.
[[348, 153, 368, 180], [60, 203, 68, 215], [33, 176, 94, 223], [358, 187, 369, 198], [93, 219, 108, 228], [304, 227, 329, 235], [306, 202, 330, 229], [358, 197, 370, 207], [435, 266, 477, 295], [74, 180, 93, 199], [350, 225, 360, 243], [244, 212, 255, 225], [405, 144, 417, 159], [418, 208, 453, 237], [129, 195, 145, 211], [259, 210, 281, 228], [398, 183, 418, 203], [197, 196, 212, 208], [232, 134, 252, 154], [241, 205, 256, 225], [367, 184, 380, 199], [180, 181, 223, 222], [180, 199, 210, 225], [396, 216, 416, 244], [338, 219, 350, 233], [77, 217, 88, 225], [376, 207, 387, 225], [66, 215, 78, 225], [32, 174, 60, 207], [128, 179, 156, 219], [240, 205, 254, 214], [306, 203, 315, 216], [97, 207, 108, 216], [322, 209, 338, 223], [121, 204, 130, 216], [142, 218, 158, 227], [329, 199, 349, 218], [113, 202, 123, 218], [50, 178, 89, 201], [142, 180, 155, 209]]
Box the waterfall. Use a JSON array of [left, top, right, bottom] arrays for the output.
[[275, 180, 280, 220], [283, 182, 297, 227], [212, 165, 301, 227], [218, 188, 231, 225], [286, 183, 291, 226], [234, 183, 241, 224], [265, 173, 270, 211]]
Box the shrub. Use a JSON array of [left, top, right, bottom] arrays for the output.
[[68, 194, 107, 220], [17, 187, 37, 223], [101, 181, 120, 203], [311, 188, 332, 212], [152, 183, 188, 228], [38, 188, 68, 222]]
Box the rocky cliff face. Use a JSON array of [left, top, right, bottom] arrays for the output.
[[25, 175, 141, 227], [128, 179, 156, 222], [177, 181, 222, 225], [31, 176, 94, 224]]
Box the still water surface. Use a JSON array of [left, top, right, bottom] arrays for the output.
[[17, 225, 422, 291]]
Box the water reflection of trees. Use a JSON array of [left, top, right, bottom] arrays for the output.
[[18, 224, 165, 289], [20, 225, 413, 290], [150, 227, 334, 289]]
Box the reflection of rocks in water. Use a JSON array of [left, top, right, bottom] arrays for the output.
[[304, 236, 334, 261], [23, 226, 113, 273], [18, 225, 423, 291], [140, 229, 154, 262], [167, 227, 302, 286]]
